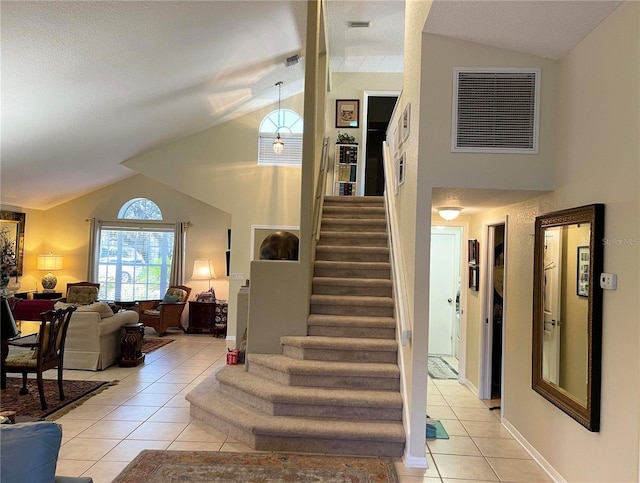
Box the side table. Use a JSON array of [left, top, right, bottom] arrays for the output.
[[120, 323, 145, 367], [187, 301, 215, 334]]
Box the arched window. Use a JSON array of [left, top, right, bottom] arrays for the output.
[[118, 197, 163, 220], [95, 198, 174, 301], [258, 109, 303, 166]]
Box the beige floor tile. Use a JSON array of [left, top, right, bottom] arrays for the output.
[[77, 420, 141, 439], [101, 405, 159, 421], [397, 477, 441, 483], [444, 394, 488, 408], [473, 437, 532, 459], [168, 440, 224, 451], [156, 372, 199, 384], [82, 460, 129, 483], [55, 459, 95, 478], [122, 392, 174, 406], [426, 393, 447, 406], [57, 403, 118, 420], [147, 406, 192, 423], [487, 457, 553, 482], [441, 479, 497, 483], [127, 421, 189, 440], [56, 418, 96, 438], [175, 420, 229, 442], [164, 393, 191, 407], [428, 435, 481, 456], [394, 454, 440, 479], [453, 407, 500, 423], [101, 439, 170, 462], [461, 421, 513, 439], [58, 437, 121, 460], [169, 365, 209, 375], [81, 390, 134, 406], [139, 381, 188, 395], [436, 419, 467, 437], [431, 454, 498, 481], [427, 405, 457, 420]]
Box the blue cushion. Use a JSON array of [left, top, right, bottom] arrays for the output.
[[1, 421, 62, 483], [162, 294, 180, 303]]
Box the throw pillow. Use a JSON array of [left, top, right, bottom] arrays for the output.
[[66, 286, 98, 305], [165, 287, 187, 302], [0, 422, 62, 483], [162, 294, 180, 304]]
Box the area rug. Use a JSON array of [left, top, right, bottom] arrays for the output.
[[0, 377, 115, 421], [141, 338, 175, 353], [427, 356, 458, 380], [426, 420, 449, 440], [113, 450, 399, 482]]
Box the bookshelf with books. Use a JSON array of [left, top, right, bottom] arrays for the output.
[[333, 143, 358, 196]]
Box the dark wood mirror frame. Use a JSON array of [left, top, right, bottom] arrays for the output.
[[532, 204, 604, 431]]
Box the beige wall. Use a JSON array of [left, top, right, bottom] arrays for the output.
[[123, 94, 305, 342], [460, 3, 639, 480], [2, 176, 231, 313]]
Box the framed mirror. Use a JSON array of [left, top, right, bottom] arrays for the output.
[[0, 210, 26, 276], [532, 204, 604, 431]]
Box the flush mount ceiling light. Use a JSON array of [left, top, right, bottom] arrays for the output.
[[437, 207, 462, 221], [273, 81, 284, 155]]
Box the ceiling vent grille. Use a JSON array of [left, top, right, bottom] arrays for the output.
[[452, 69, 540, 153]]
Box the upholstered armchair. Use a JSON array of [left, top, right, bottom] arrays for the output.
[[64, 282, 100, 304], [137, 285, 191, 337]]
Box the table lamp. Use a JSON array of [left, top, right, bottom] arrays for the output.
[[191, 259, 217, 289], [37, 253, 63, 292]]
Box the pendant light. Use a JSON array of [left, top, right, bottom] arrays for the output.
[[273, 81, 284, 154]]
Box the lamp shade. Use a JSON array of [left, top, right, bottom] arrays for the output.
[[191, 259, 216, 280], [37, 254, 63, 271], [1, 296, 20, 341]]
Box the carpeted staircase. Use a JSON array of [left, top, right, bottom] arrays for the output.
[[187, 196, 405, 457]]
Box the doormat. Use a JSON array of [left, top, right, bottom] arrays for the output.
[[141, 338, 175, 353], [113, 450, 399, 482], [426, 420, 449, 440], [428, 356, 458, 380], [0, 378, 115, 422]]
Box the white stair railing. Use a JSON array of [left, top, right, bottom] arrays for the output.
[[312, 137, 330, 242], [382, 141, 411, 346]]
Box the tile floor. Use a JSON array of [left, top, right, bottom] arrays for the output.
[[29, 330, 550, 482]]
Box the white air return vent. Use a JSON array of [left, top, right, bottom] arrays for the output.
[[452, 69, 540, 153]]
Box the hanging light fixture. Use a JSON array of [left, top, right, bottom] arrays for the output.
[[437, 207, 463, 221], [273, 81, 284, 154]]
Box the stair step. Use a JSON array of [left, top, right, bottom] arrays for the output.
[[310, 294, 394, 317], [187, 371, 405, 457], [307, 314, 396, 339], [281, 336, 398, 363], [323, 196, 384, 207], [321, 218, 386, 233], [318, 231, 388, 247], [248, 353, 400, 390], [315, 246, 389, 262], [314, 260, 390, 279], [216, 366, 402, 420], [312, 277, 392, 297], [322, 206, 386, 219]]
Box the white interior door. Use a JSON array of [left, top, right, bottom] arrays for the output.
[[542, 227, 562, 384], [429, 229, 460, 356]]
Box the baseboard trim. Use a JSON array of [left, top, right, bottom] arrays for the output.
[[502, 418, 565, 483]]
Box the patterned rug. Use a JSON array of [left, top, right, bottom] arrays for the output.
[[427, 356, 459, 380], [114, 450, 399, 482], [0, 377, 114, 421], [141, 338, 175, 353]]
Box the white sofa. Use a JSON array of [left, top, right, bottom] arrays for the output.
[[61, 305, 139, 371]]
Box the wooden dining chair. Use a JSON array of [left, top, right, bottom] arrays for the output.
[[1, 306, 77, 410]]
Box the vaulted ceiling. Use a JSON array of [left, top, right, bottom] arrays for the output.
[[1, 1, 621, 210]]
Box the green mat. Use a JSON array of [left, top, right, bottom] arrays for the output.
[[426, 420, 449, 440]]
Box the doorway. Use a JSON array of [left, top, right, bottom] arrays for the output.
[[480, 222, 506, 410], [429, 227, 462, 373], [362, 94, 398, 196]]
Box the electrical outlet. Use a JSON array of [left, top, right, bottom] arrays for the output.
[[231, 273, 244, 281], [600, 273, 617, 290]]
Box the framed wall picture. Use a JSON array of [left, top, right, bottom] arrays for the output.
[[335, 99, 359, 128], [0, 210, 26, 277], [402, 103, 411, 142], [468, 239, 479, 265], [397, 152, 405, 187], [577, 245, 590, 297], [469, 265, 479, 291]]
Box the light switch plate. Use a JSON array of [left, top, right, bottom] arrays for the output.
[[231, 273, 245, 281]]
